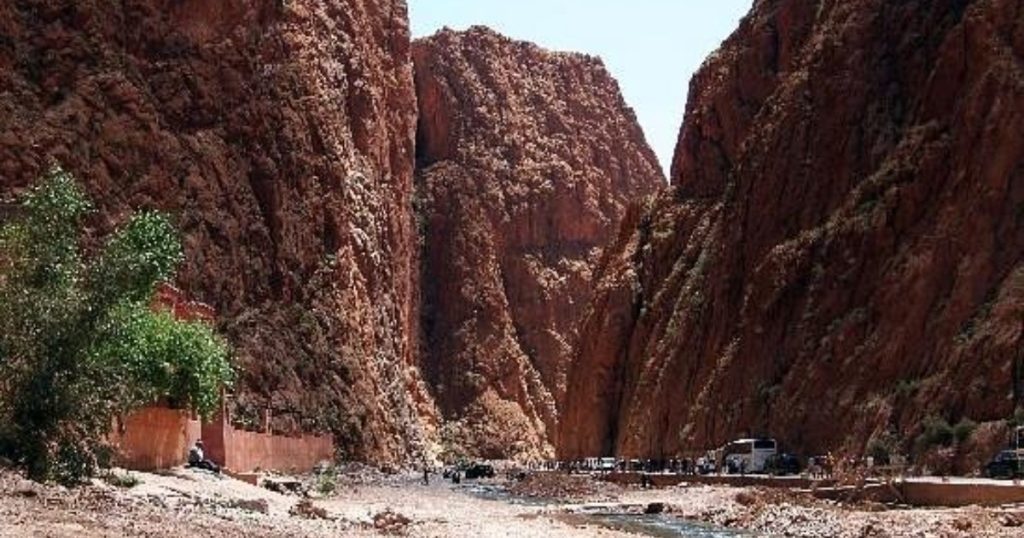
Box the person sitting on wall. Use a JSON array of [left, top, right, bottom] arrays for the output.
[[187, 440, 221, 474]]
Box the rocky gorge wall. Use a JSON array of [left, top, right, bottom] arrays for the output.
[[0, 0, 434, 463], [413, 27, 663, 458], [561, 0, 1024, 459], [8, 0, 1008, 468]]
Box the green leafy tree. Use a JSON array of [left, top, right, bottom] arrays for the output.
[[0, 167, 233, 484]]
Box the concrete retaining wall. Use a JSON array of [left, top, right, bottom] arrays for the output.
[[899, 480, 1024, 507], [602, 472, 836, 489], [601, 472, 1024, 507]]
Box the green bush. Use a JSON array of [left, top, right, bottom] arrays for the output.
[[315, 465, 338, 495], [101, 469, 141, 488], [0, 167, 233, 485], [916, 416, 955, 450], [952, 418, 977, 444], [866, 431, 897, 465]]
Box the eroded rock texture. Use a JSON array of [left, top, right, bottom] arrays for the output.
[[0, 0, 434, 462], [562, 0, 1024, 458], [413, 27, 663, 458]]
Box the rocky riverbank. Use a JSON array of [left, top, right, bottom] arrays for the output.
[[5, 465, 1024, 537], [514, 472, 1024, 537]]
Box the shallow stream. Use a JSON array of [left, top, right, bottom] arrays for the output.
[[459, 482, 758, 537], [569, 511, 754, 537]]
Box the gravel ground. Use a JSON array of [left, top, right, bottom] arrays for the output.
[[611, 482, 1024, 537], [0, 468, 631, 537], [5, 467, 1024, 537]]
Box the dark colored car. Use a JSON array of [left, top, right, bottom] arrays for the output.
[[464, 463, 496, 480], [765, 453, 802, 476], [986, 450, 1023, 479]]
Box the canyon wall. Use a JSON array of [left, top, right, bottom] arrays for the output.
[[562, 0, 1024, 459], [0, 0, 433, 462], [413, 27, 663, 458]]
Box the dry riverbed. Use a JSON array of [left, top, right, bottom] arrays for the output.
[[3, 467, 1024, 537]]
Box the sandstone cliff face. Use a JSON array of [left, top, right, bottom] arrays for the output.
[[413, 27, 663, 458], [562, 0, 1024, 459], [0, 0, 434, 462]]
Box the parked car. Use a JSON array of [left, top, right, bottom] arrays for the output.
[[464, 463, 496, 479], [765, 453, 802, 476], [985, 450, 1024, 479]]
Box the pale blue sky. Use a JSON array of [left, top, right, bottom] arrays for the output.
[[408, 1, 752, 176]]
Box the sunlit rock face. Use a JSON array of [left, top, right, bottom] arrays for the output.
[[561, 0, 1024, 459], [0, 0, 436, 463], [413, 26, 664, 459]]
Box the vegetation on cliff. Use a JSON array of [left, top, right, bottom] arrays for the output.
[[0, 168, 232, 484]]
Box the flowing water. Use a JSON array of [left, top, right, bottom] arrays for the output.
[[460, 483, 757, 537], [567, 511, 754, 537]]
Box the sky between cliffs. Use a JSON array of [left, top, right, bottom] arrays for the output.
[[408, 0, 752, 177]]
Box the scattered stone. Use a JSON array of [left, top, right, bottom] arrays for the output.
[[289, 498, 328, 519], [230, 498, 269, 514], [950, 516, 973, 532], [373, 508, 412, 534], [1000, 513, 1024, 527], [263, 478, 304, 495], [644, 502, 665, 514], [734, 491, 757, 506], [14, 480, 40, 498]]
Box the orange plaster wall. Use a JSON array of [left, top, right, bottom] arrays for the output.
[[201, 413, 334, 473], [111, 407, 201, 470], [116, 407, 334, 473]]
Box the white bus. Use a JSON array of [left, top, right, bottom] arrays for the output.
[[722, 438, 777, 474]]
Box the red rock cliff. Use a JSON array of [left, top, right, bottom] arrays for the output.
[[562, 0, 1024, 459], [413, 27, 663, 458], [0, 0, 434, 463]]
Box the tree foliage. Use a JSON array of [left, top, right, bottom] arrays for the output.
[[0, 167, 233, 484]]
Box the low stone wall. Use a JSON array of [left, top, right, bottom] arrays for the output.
[[110, 407, 201, 470], [602, 472, 836, 489], [600, 472, 1024, 507], [899, 480, 1024, 507]]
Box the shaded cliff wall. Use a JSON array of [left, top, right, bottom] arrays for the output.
[[562, 0, 1024, 459], [413, 27, 663, 458], [0, 0, 434, 462]]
